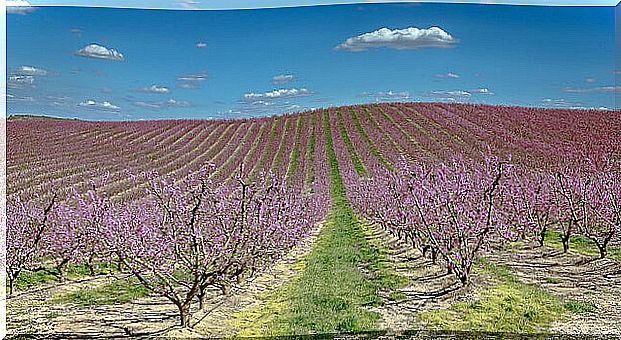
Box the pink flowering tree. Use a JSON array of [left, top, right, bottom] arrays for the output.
[[98, 164, 319, 327], [505, 168, 555, 246], [6, 193, 57, 295], [551, 166, 589, 253], [403, 155, 509, 286], [580, 162, 621, 259]]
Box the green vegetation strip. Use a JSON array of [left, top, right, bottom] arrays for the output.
[[305, 113, 318, 187], [419, 260, 595, 333], [348, 108, 393, 171], [7, 263, 117, 294], [273, 117, 293, 171], [286, 115, 305, 186], [544, 230, 621, 261], [252, 119, 280, 180], [52, 277, 149, 306], [335, 110, 367, 176], [228, 111, 407, 336]]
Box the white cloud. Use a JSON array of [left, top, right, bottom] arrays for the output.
[[585, 78, 596, 84], [7, 0, 36, 15], [179, 0, 199, 8], [8, 75, 35, 85], [79, 99, 120, 111], [431, 90, 471, 97], [361, 90, 410, 102], [244, 88, 312, 100], [6, 94, 35, 102], [196, 42, 208, 48], [14, 66, 49, 76], [133, 99, 190, 110], [435, 72, 460, 79], [471, 88, 494, 95], [141, 85, 170, 94], [562, 86, 620, 94], [75, 44, 125, 61], [177, 72, 208, 82], [272, 74, 296, 85], [335, 26, 457, 52]]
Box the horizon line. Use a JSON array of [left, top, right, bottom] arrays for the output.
[[7, 101, 617, 123]]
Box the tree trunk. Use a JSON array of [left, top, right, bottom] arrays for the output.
[[198, 290, 207, 310], [178, 303, 191, 327], [562, 234, 570, 253], [56, 259, 69, 282], [459, 272, 469, 286], [538, 227, 547, 247], [431, 248, 438, 265], [8, 274, 16, 296], [596, 242, 608, 259]]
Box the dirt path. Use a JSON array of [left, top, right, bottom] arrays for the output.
[[487, 244, 621, 335], [7, 222, 324, 338], [365, 225, 485, 332], [367, 223, 621, 335]]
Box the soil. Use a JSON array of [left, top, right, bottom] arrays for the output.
[[7, 221, 621, 337], [7, 222, 324, 338]]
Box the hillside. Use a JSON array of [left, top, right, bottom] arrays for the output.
[[7, 102, 621, 337], [8, 102, 619, 202]]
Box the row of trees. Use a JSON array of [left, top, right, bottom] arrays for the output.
[[352, 155, 621, 286], [7, 164, 325, 326]]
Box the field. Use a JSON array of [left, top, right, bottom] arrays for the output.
[[7, 102, 621, 338]]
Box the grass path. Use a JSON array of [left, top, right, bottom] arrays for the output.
[[228, 111, 406, 336]]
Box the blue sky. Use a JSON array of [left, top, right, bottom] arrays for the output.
[[6, 2, 617, 120]]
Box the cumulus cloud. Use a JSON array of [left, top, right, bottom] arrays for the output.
[[361, 90, 410, 102], [471, 88, 495, 95], [272, 74, 296, 85], [177, 72, 208, 82], [7, 0, 36, 15], [244, 88, 311, 100], [196, 42, 208, 48], [141, 85, 170, 94], [435, 72, 460, 79], [335, 26, 457, 52], [14, 66, 49, 76], [431, 90, 471, 98], [562, 86, 621, 94], [75, 44, 125, 61], [133, 99, 190, 110], [8, 75, 35, 85], [79, 99, 120, 111]]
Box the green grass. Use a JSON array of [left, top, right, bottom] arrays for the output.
[[544, 230, 621, 261], [305, 113, 318, 187], [545, 277, 561, 284], [53, 277, 149, 306], [418, 260, 592, 333], [273, 117, 293, 171], [388, 291, 408, 302], [286, 115, 305, 186], [7, 262, 117, 294], [335, 110, 367, 176], [253, 118, 281, 180], [44, 311, 61, 319], [563, 300, 595, 314], [348, 108, 393, 171], [228, 110, 407, 336]]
